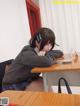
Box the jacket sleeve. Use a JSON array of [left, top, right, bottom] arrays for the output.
[[46, 50, 64, 59], [21, 51, 56, 67]]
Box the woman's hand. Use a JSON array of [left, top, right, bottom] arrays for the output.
[[38, 51, 46, 56]]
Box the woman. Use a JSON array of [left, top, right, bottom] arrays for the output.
[[2, 27, 56, 91]]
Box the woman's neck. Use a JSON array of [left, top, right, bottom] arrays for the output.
[[34, 47, 39, 54]]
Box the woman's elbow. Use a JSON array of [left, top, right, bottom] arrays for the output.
[[45, 60, 57, 67], [44, 61, 53, 67]]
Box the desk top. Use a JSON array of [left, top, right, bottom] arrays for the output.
[[32, 55, 80, 73], [0, 90, 80, 106]]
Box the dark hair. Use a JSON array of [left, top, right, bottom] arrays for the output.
[[30, 27, 55, 50]]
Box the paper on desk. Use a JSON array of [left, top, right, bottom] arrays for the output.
[[57, 59, 72, 64]]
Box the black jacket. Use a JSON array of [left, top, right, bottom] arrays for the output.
[[2, 45, 56, 85]]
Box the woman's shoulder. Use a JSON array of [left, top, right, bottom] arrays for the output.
[[22, 45, 32, 50], [21, 45, 35, 53]]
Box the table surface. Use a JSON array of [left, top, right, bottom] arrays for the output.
[[32, 55, 80, 73], [0, 90, 80, 106]]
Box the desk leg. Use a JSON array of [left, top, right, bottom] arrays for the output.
[[42, 73, 49, 92]]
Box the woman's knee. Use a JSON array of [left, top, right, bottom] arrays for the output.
[[25, 78, 44, 91]]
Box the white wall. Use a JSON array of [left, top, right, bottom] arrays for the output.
[[0, 0, 31, 62], [39, 0, 80, 53]]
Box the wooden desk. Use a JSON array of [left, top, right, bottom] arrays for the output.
[[32, 57, 80, 73], [0, 90, 80, 106], [32, 55, 80, 91]]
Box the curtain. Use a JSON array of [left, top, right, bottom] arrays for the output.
[[39, 0, 80, 53]]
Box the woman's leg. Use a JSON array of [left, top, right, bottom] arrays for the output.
[[25, 77, 44, 91]]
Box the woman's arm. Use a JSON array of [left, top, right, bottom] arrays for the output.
[[21, 51, 56, 67]]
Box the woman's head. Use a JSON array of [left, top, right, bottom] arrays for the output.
[[30, 27, 56, 51]]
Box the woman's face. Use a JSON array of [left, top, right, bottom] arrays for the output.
[[42, 42, 52, 52]]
